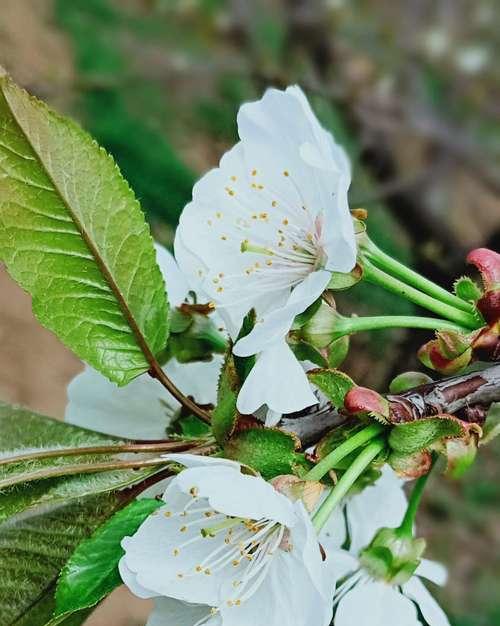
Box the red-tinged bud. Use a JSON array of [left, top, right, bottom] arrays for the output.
[[344, 386, 390, 423], [467, 248, 500, 324], [467, 248, 500, 291], [418, 330, 478, 375], [472, 321, 500, 361]]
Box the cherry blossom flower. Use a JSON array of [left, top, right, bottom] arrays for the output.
[[119, 454, 335, 626], [322, 468, 450, 626], [65, 245, 223, 439], [175, 85, 357, 416]]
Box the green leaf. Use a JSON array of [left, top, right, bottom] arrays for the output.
[[0, 402, 161, 523], [453, 276, 482, 303], [224, 428, 300, 480], [0, 72, 168, 386], [290, 340, 328, 368], [389, 416, 465, 455], [388, 371, 433, 394], [307, 368, 355, 409], [233, 309, 256, 383], [481, 403, 500, 446], [0, 493, 125, 626], [212, 351, 240, 446], [54, 498, 162, 621]]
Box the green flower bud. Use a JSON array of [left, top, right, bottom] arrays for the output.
[[359, 527, 426, 586]]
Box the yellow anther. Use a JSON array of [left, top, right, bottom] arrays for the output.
[[282, 218, 289, 226], [217, 286, 224, 293], [232, 560, 240, 567], [272, 200, 278, 207], [266, 260, 273, 266], [283, 170, 289, 176], [205, 568, 211, 575], [259, 212, 268, 219], [190, 487, 199, 497], [230, 175, 237, 181], [221, 235, 228, 241], [251, 169, 257, 176], [173, 548, 180, 556], [196, 565, 203, 572], [177, 573, 184, 578], [164, 511, 172, 518], [212, 278, 219, 284], [216, 211, 223, 218], [180, 526, 187, 532], [207, 219, 213, 226]]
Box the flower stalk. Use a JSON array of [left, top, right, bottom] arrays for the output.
[[360, 237, 475, 314], [397, 457, 435, 538], [362, 260, 480, 329], [305, 423, 385, 482], [312, 437, 386, 532]]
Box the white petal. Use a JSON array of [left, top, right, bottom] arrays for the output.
[[174, 465, 296, 526], [146, 598, 220, 626], [346, 465, 407, 555], [154, 243, 190, 306], [120, 485, 233, 605], [165, 356, 222, 406], [236, 340, 318, 415], [219, 506, 332, 626], [415, 559, 448, 586], [65, 365, 176, 439], [402, 577, 451, 626], [233, 270, 330, 356], [335, 581, 421, 626]]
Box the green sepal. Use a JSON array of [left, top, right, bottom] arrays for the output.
[[388, 415, 465, 455], [223, 428, 300, 480], [453, 276, 482, 303], [327, 335, 350, 368], [327, 264, 363, 290], [212, 351, 240, 446], [359, 526, 426, 585], [291, 298, 322, 330], [54, 499, 162, 621], [168, 414, 211, 439], [169, 307, 193, 333], [388, 449, 433, 479], [290, 340, 328, 368], [389, 371, 433, 394], [234, 309, 257, 383], [307, 368, 355, 409]]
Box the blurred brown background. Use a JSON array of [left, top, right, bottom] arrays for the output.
[[0, 1, 499, 624]]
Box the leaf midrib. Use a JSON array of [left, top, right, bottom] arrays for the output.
[[1, 77, 158, 368]]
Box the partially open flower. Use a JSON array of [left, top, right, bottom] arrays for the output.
[[120, 454, 334, 626], [175, 85, 357, 416]]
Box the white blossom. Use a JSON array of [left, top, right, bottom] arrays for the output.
[[175, 85, 357, 417], [322, 468, 450, 626], [119, 454, 335, 626], [65, 245, 223, 439]]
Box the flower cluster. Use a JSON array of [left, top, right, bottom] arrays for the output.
[[61, 85, 476, 626]]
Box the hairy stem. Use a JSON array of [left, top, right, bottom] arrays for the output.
[[313, 438, 386, 532], [0, 439, 201, 467]]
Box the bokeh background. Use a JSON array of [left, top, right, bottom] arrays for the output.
[[0, 1, 499, 624]]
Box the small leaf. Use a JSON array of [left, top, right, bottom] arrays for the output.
[[224, 428, 300, 480], [233, 310, 256, 382], [212, 351, 240, 445], [54, 499, 162, 620], [308, 369, 355, 409], [480, 402, 500, 445], [389, 416, 465, 455], [0, 402, 160, 523], [0, 493, 124, 626], [453, 276, 482, 303], [290, 340, 328, 368], [327, 335, 350, 368], [0, 73, 168, 385], [327, 264, 363, 290], [389, 371, 433, 394]]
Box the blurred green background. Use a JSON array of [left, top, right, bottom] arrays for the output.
[[0, 1, 499, 624]]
